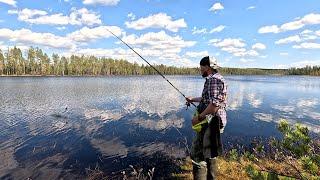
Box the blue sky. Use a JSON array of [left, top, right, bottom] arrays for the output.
[[0, 0, 320, 68]]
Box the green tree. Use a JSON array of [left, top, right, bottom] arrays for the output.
[[0, 50, 4, 75]]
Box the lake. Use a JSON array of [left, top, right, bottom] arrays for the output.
[[0, 75, 319, 179]]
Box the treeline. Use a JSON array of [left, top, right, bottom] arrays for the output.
[[0, 47, 197, 76], [0, 47, 319, 76], [287, 66, 320, 76]]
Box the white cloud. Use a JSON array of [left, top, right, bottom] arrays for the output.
[[0, 0, 16, 7], [259, 13, 320, 34], [127, 12, 136, 20], [185, 51, 208, 58], [8, 9, 48, 20], [275, 35, 301, 44], [209, 25, 225, 33], [287, 60, 320, 68], [209, 38, 262, 57], [210, 38, 246, 48], [83, 0, 120, 6], [8, 8, 101, 26], [258, 25, 280, 33], [67, 26, 123, 42], [252, 43, 266, 50], [0, 28, 75, 49], [192, 27, 207, 34], [300, 29, 313, 34], [235, 50, 259, 57], [192, 25, 225, 34], [122, 31, 196, 49], [72, 47, 197, 67], [209, 2, 224, 12], [69, 31, 197, 67], [240, 58, 255, 63], [280, 52, 289, 56], [125, 13, 187, 32], [246, 6, 255, 10], [293, 42, 320, 49]]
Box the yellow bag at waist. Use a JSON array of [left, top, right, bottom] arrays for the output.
[[192, 111, 213, 133]]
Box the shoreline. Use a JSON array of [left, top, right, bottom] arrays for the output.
[[0, 74, 319, 77]]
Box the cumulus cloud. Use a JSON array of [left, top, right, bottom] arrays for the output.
[[246, 6, 255, 10], [280, 52, 289, 56], [209, 2, 224, 12], [240, 58, 255, 63], [210, 38, 246, 48], [209, 38, 263, 57], [8, 8, 101, 26], [67, 26, 123, 42], [258, 25, 280, 34], [125, 13, 187, 32], [127, 12, 136, 20], [192, 27, 207, 34], [275, 29, 320, 47], [293, 42, 320, 49], [192, 25, 225, 34], [0, 0, 16, 7], [69, 31, 197, 67], [275, 35, 301, 44], [284, 60, 320, 68], [121, 30, 196, 49], [259, 13, 320, 34], [185, 51, 209, 58], [252, 43, 266, 50], [209, 25, 226, 33], [83, 0, 120, 6], [0, 28, 75, 49], [0, 25, 124, 50]]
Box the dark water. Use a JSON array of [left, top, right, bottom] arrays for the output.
[[0, 75, 319, 179]]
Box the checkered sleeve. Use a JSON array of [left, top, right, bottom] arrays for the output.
[[207, 77, 225, 107]]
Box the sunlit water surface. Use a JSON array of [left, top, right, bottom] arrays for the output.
[[0, 76, 319, 179]]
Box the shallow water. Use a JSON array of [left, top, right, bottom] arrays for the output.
[[0, 75, 319, 179]]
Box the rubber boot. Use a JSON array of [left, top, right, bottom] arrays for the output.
[[192, 161, 207, 180], [207, 158, 217, 180]]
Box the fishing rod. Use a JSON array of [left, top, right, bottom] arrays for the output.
[[106, 28, 197, 108]]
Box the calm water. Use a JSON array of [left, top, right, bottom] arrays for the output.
[[0, 75, 319, 179]]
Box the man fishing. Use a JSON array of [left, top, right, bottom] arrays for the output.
[[186, 56, 227, 180], [106, 28, 227, 179]]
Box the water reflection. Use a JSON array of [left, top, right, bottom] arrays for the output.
[[0, 76, 320, 178]]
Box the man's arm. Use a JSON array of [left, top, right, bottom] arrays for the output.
[[186, 97, 202, 103], [198, 102, 219, 119], [192, 102, 219, 126]]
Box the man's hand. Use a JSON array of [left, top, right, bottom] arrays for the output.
[[192, 116, 199, 126], [185, 97, 193, 107], [186, 96, 193, 102], [192, 114, 205, 126]]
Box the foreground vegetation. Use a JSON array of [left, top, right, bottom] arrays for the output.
[[173, 120, 320, 180], [1, 47, 320, 76], [85, 120, 319, 179]]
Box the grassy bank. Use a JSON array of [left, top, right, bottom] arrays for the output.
[[172, 120, 320, 180]]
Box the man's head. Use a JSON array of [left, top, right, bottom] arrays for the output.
[[200, 56, 219, 78]]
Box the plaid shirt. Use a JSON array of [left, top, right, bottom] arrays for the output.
[[201, 73, 227, 129]]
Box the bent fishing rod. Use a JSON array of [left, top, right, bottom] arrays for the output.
[[106, 28, 196, 108]]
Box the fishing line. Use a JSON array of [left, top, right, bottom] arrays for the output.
[[106, 28, 196, 108]]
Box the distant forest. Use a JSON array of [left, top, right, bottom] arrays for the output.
[[0, 47, 319, 76]]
